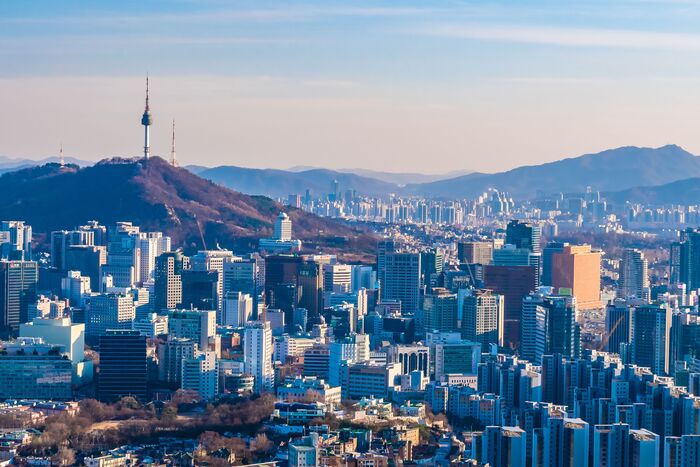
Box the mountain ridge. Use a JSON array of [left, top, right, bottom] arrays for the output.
[[0, 157, 377, 260], [405, 144, 700, 198]]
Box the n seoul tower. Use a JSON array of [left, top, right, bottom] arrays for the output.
[[141, 75, 152, 159]]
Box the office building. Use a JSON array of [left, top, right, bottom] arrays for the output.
[[259, 212, 302, 252], [50, 229, 94, 270], [154, 251, 187, 312], [618, 249, 650, 301], [102, 222, 141, 287], [86, 293, 135, 339], [506, 219, 541, 253], [0, 351, 72, 400], [629, 429, 660, 467], [181, 269, 218, 311], [0, 260, 38, 334], [462, 289, 504, 348], [98, 330, 147, 402], [157, 337, 197, 385], [434, 341, 481, 379], [422, 288, 458, 334], [522, 289, 580, 363], [484, 264, 538, 349], [0, 221, 32, 260], [181, 351, 218, 400], [64, 245, 106, 291], [137, 232, 171, 283], [632, 304, 672, 375], [382, 251, 421, 314], [61, 270, 91, 307], [344, 362, 401, 399], [323, 264, 352, 293], [167, 309, 216, 351], [457, 241, 493, 265], [190, 249, 234, 315], [244, 320, 274, 393], [221, 291, 253, 327], [605, 299, 632, 354], [549, 244, 602, 311]]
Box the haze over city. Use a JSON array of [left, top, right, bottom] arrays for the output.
[[5, 0, 700, 172], [3, 2, 700, 466]]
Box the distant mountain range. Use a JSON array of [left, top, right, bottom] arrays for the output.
[[403, 145, 700, 198], [0, 155, 92, 174], [0, 157, 377, 259], [5, 145, 700, 203], [605, 176, 700, 206], [188, 145, 700, 200], [287, 166, 474, 185], [190, 165, 399, 198]]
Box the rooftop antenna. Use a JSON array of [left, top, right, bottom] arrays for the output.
[[170, 119, 177, 167]]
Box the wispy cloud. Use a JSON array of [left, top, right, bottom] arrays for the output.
[[0, 5, 442, 27], [419, 23, 700, 50]]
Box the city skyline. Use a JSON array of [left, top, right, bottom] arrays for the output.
[[5, 1, 700, 172]]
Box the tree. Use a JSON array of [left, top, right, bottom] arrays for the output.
[[53, 447, 76, 466], [252, 433, 273, 454]]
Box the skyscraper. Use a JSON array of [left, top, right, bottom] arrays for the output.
[[50, 229, 94, 270], [98, 330, 147, 402], [0, 221, 32, 261], [0, 260, 38, 335], [244, 320, 274, 393], [274, 212, 292, 241], [672, 228, 700, 291], [422, 288, 458, 334], [506, 219, 541, 253], [631, 303, 672, 375], [190, 249, 234, 317], [618, 249, 650, 300], [154, 251, 187, 312], [382, 251, 421, 314], [462, 289, 504, 347], [549, 244, 602, 311], [522, 289, 580, 362], [484, 264, 538, 349], [457, 241, 493, 265], [605, 299, 632, 354]]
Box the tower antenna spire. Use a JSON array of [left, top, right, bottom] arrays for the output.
[[59, 143, 65, 168], [141, 74, 152, 159], [170, 119, 178, 167]]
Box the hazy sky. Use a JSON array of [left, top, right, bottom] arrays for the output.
[[3, 0, 700, 173]]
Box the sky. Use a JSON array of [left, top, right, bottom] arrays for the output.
[[3, 0, 700, 173]]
